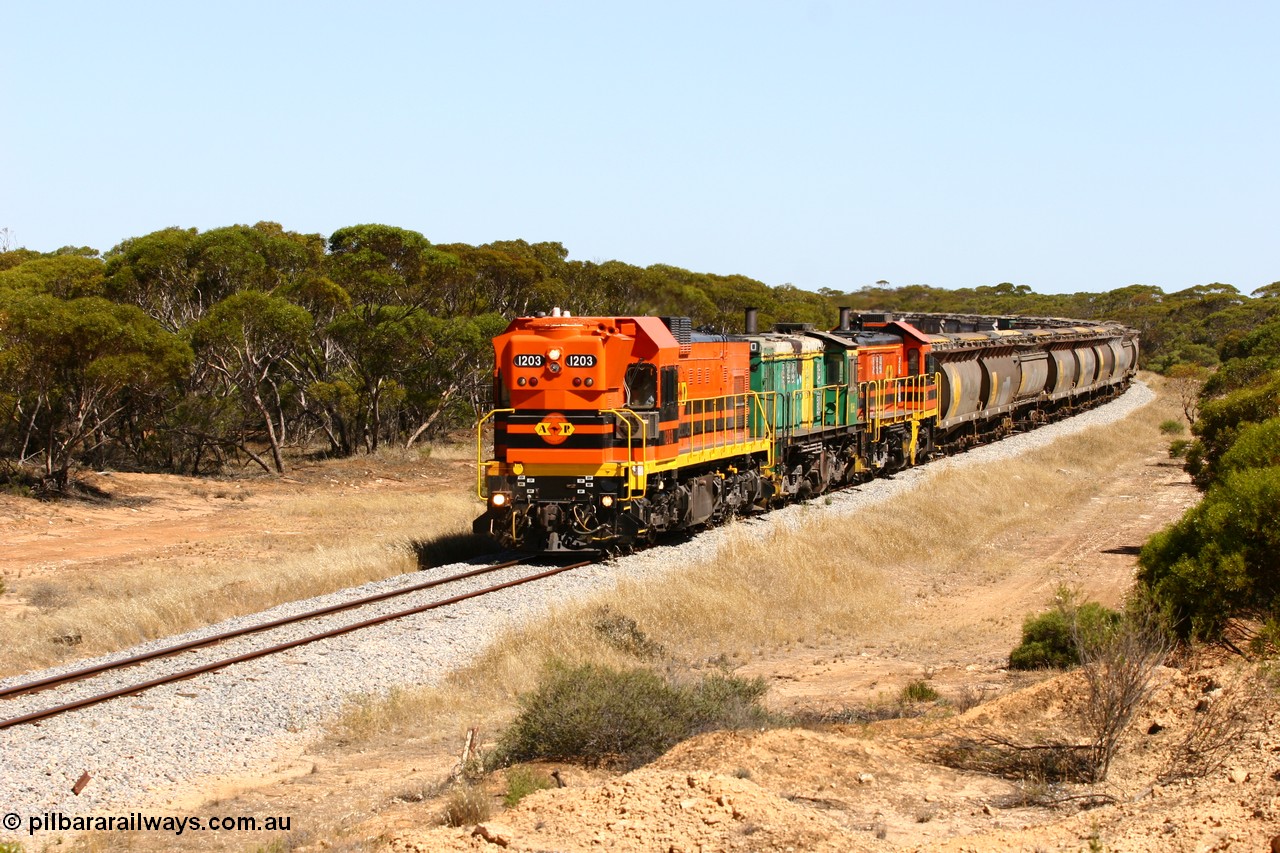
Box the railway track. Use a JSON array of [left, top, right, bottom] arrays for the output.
[[0, 556, 594, 731]]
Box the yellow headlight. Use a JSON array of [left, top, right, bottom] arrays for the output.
[[601, 494, 615, 508], [547, 347, 562, 361], [491, 492, 507, 507]]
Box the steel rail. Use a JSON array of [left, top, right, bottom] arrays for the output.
[[0, 557, 528, 702], [0, 560, 593, 730]]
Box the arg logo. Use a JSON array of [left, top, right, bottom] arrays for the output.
[[534, 413, 576, 444]]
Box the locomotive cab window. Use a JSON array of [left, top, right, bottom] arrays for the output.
[[660, 366, 679, 422], [824, 354, 844, 384], [625, 363, 658, 409], [907, 349, 919, 376]]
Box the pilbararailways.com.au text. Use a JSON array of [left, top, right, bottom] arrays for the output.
[[8, 811, 292, 836]]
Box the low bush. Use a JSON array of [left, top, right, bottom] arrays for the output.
[[900, 680, 939, 702], [1138, 465, 1280, 641], [503, 766, 553, 807], [1159, 419, 1185, 435], [490, 662, 770, 769], [591, 606, 665, 659], [1008, 600, 1121, 670]]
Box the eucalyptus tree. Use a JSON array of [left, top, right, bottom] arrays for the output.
[[104, 223, 327, 333], [0, 253, 106, 299], [188, 291, 312, 474], [0, 292, 191, 486], [400, 312, 507, 448], [325, 224, 461, 452]]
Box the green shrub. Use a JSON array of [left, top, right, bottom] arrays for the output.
[[1138, 465, 1280, 640], [490, 662, 770, 770], [1168, 439, 1192, 459], [1189, 375, 1280, 489], [503, 766, 553, 807], [1216, 418, 1280, 477], [1159, 419, 1185, 435], [900, 680, 939, 702], [0, 481, 33, 498], [1250, 617, 1280, 658], [1009, 601, 1122, 670]]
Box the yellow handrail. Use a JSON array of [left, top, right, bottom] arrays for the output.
[[677, 390, 777, 472], [784, 383, 848, 430], [476, 389, 787, 502], [858, 374, 943, 439], [475, 407, 515, 498], [602, 408, 650, 498]]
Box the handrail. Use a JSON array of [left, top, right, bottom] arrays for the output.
[[872, 379, 884, 441], [475, 373, 945, 503], [783, 383, 848, 431], [475, 408, 515, 498], [602, 408, 650, 498], [679, 390, 777, 471], [858, 373, 944, 439], [682, 391, 754, 451]]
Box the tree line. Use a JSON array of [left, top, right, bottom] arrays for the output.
[[2, 220, 1277, 489]]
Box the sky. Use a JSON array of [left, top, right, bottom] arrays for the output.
[[4, 1, 1278, 295]]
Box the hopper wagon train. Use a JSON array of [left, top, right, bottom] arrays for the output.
[[473, 308, 1139, 553]]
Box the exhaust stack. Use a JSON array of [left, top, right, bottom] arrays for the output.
[[744, 307, 759, 335]]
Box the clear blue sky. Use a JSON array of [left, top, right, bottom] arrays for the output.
[[5, 1, 1278, 295]]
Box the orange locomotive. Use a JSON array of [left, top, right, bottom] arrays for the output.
[[475, 311, 773, 552]]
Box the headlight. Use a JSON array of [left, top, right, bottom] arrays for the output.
[[547, 347, 562, 362], [490, 492, 508, 507], [600, 494, 615, 508]]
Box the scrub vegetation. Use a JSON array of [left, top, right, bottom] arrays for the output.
[[1138, 309, 1280, 648]]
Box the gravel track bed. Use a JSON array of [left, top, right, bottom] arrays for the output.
[[0, 382, 1154, 830]]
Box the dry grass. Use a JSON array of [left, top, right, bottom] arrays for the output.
[[0, 489, 481, 678], [326, 379, 1176, 750]]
